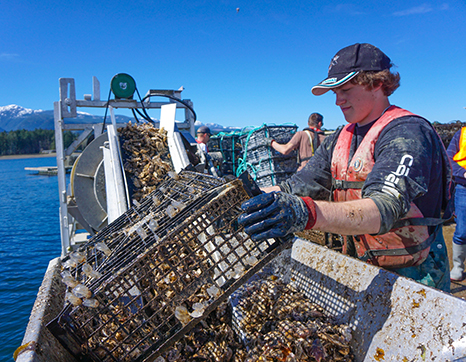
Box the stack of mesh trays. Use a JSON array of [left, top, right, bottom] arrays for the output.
[[239, 124, 298, 188], [208, 132, 244, 176], [47, 170, 291, 362]]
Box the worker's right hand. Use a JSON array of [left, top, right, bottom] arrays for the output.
[[238, 192, 317, 241]]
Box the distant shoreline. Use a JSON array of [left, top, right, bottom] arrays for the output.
[[0, 153, 56, 160]]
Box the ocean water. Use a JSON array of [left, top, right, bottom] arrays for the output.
[[0, 157, 62, 362]]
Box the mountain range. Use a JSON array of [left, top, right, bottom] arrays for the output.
[[0, 105, 240, 134]]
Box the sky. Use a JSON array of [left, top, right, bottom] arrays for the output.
[[1, 0, 465, 131]]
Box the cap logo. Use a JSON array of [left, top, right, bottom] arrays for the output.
[[328, 55, 339, 72], [322, 78, 337, 84]]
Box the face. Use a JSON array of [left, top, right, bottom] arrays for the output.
[[197, 132, 210, 143], [332, 82, 382, 126]]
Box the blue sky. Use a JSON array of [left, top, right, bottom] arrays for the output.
[[1, 0, 465, 131]]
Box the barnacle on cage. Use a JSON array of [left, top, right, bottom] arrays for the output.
[[175, 305, 192, 325], [65, 291, 82, 306], [82, 263, 102, 279], [95, 241, 112, 256], [61, 270, 79, 288], [69, 251, 86, 264], [72, 284, 92, 299]]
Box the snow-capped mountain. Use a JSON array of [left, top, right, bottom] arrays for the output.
[[194, 120, 242, 134], [0, 105, 241, 133], [0, 104, 43, 118], [0, 105, 133, 132]]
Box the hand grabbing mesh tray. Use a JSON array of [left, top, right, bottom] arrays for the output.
[[48, 178, 291, 362]]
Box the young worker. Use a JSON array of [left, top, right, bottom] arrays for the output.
[[267, 113, 326, 171], [239, 43, 452, 292]]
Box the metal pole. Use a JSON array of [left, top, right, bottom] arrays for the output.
[[54, 101, 70, 256]]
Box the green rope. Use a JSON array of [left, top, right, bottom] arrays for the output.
[[236, 124, 298, 185], [213, 130, 247, 175]]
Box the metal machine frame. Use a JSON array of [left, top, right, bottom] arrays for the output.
[[54, 76, 195, 256]]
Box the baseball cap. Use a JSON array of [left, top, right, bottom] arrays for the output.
[[311, 43, 392, 96], [197, 125, 211, 134]]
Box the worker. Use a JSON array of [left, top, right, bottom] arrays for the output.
[[446, 128, 466, 281], [196, 125, 211, 153], [238, 43, 452, 292], [266, 113, 326, 171]]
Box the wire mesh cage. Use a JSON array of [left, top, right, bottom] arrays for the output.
[[60, 171, 226, 285], [48, 178, 290, 362]]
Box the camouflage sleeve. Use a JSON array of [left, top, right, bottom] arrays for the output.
[[364, 116, 444, 234], [279, 129, 341, 200]]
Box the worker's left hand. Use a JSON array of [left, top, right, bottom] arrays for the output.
[[238, 192, 316, 241]]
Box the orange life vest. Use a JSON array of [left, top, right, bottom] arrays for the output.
[[330, 105, 434, 269], [453, 127, 466, 168]]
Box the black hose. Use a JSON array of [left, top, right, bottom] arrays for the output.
[[135, 88, 155, 123], [100, 88, 113, 134], [141, 93, 197, 123]]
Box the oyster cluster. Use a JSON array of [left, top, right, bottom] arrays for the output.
[[158, 277, 354, 362], [119, 122, 172, 201], [61, 249, 104, 308]]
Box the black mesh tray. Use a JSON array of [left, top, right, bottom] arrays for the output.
[[239, 125, 297, 151], [244, 144, 296, 165]]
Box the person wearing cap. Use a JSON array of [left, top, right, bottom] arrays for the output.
[[266, 113, 326, 171], [196, 125, 211, 153], [239, 43, 452, 292]]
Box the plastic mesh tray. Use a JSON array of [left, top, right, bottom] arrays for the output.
[[243, 145, 295, 165], [247, 158, 298, 180], [212, 133, 243, 150], [220, 148, 243, 162], [221, 161, 236, 176], [48, 179, 290, 362], [254, 172, 294, 188], [240, 125, 297, 151]]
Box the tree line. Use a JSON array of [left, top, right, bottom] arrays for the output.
[[0, 129, 77, 156]]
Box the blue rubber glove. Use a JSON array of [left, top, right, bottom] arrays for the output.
[[238, 192, 311, 241]]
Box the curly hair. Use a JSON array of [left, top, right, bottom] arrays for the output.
[[351, 68, 400, 96]]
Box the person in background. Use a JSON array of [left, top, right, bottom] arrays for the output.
[[196, 126, 211, 153], [267, 113, 326, 171], [239, 43, 452, 292], [446, 127, 466, 281]]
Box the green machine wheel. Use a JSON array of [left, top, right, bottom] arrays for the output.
[[110, 73, 136, 99]]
